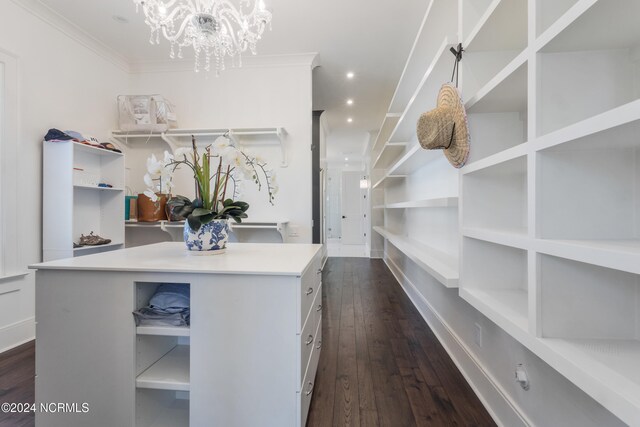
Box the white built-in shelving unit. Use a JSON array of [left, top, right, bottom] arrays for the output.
[[43, 140, 125, 261], [456, 0, 640, 425], [370, 0, 640, 424], [369, 0, 460, 278]]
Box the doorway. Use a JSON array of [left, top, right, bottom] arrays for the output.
[[326, 169, 367, 257]]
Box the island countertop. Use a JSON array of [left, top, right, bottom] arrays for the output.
[[29, 242, 323, 276]]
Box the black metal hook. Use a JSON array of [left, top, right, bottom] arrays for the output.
[[450, 43, 464, 87]]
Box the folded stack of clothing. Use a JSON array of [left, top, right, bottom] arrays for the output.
[[133, 284, 190, 327], [44, 128, 122, 153]]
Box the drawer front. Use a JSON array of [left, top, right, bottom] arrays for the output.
[[299, 255, 322, 331], [299, 283, 321, 387], [299, 317, 322, 427]]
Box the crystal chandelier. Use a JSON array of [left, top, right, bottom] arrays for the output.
[[133, 0, 272, 73]]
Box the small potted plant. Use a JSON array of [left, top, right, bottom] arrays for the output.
[[164, 134, 277, 254]]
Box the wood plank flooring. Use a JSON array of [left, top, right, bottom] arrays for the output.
[[0, 258, 494, 427], [307, 258, 496, 427], [0, 341, 35, 427]]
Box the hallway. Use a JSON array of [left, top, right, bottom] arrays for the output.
[[307, 258, 495, 426]]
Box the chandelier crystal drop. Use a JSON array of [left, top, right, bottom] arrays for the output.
[[133, 0, 272, 73]]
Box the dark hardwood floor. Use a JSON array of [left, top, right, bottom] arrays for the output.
[[0, 258, 494, 427], [0, 340, 34, 427], [307, 258, 496, 427]]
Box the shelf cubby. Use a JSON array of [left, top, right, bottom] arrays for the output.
[[462, 0, 528, 100], [371, 142, 406, 170], [374, 226, 458, 288], [536, 0, 580, 37], [136, 345, 190, 391], [464, 60, 528, 164], [388, 37, 455, 144], [537, 118, 640, 243], [384, 197, 458, 209], [389, 0, 457, 113], [460, 237, 529, 332], [387, 142, 443, 176], [137, 389, 189, 427], [371, 114, 401, 155], [462, 155, 527, 236], [537, 0, 640, 136]]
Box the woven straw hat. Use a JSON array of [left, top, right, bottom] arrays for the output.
[[416, 83, 469, 168]]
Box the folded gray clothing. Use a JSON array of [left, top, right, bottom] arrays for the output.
[[133, 307, 190, 327]]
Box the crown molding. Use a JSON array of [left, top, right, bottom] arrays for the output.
[[9, 0, 131, 72], [129, 52, 320, 74]]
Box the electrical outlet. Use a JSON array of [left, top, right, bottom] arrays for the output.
[[474, 323, 482, 348], [515, 364, 530, 390]]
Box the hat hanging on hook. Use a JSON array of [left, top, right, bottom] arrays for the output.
[[415, 43, 470, 168]]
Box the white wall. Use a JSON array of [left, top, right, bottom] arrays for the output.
[[0, 0, 130, 352], [127, 60, 315, 243]]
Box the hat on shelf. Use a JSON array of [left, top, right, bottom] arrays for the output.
[[44, 128, 74, 142], [416, 83, 470, 168]]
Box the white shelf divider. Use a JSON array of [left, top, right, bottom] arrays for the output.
[[73, 242, 124, 253], [374, 226, 458, 288], [136, 345, 190, 391]]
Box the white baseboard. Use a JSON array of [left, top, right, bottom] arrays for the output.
[[369, 249, 383, 259], [0, 317, 35, 353], [384, 255, 533, 427]]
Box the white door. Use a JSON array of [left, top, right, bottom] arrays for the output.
[[340, 171, 364, 244]]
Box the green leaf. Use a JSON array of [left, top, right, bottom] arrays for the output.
[[187, 214, 202, 231], [223, 199, 235, 206], [192, 208, 213, 217]]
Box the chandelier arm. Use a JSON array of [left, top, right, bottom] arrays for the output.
[[162, 10, 193, 42]]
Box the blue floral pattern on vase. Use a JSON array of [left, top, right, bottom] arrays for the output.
[[184, 219, 230, 253]]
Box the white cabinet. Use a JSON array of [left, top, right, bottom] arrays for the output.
[[43, 140, 125, 261], [32, 242, 322, 427]]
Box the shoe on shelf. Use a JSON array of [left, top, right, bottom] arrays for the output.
[[73, 242, 81, 248], [78, 231, 112, 246]]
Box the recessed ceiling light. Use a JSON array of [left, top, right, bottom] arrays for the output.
[[345, 157, 349, 161], [346, 99, 354, 105], [347, 118, 353, 123], [346, 72, 355, 79], [112, 15, 129, 24]]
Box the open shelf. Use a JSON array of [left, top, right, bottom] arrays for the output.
[[72, 141, 123, 157], [537, 0, 640, 136], [463, 227, 528, 250], [137, 326, 191, 337], [374, 226, 458, 288], [388, 37, 454, 144], [136, 345, 190, 391], [464, 59, 528, 164], [462, 155, 527, 235], [73, 184, 123, 191], [460, 237, 528, 332], [385, 197, 458, 209], [73, 242, 124, 253], [372, 174, 406, 189], [537, 119, 640, 243], [371, 114, 401, 154], [387, 143, 443, 176], [372, 142, 406, 170], [389, 0, 458, 114], [462, 0, 528, 100]]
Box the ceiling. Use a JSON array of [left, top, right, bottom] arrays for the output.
[[38, 0, 427, 137]]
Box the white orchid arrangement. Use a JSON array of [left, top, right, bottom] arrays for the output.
[[143, 151, 175, 201], [149, 134, 277, 230]]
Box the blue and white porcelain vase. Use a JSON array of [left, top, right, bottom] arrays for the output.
[[184, 219, 230, 254]]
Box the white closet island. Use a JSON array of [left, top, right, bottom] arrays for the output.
[[30, 242, 323, 427]]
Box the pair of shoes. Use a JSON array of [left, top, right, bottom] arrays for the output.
[[78, 231, 111, 246]]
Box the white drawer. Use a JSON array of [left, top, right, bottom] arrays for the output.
[[299, 316, 322, 427], [299, 255, 322, 331], [299, 290, 318, 388]]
